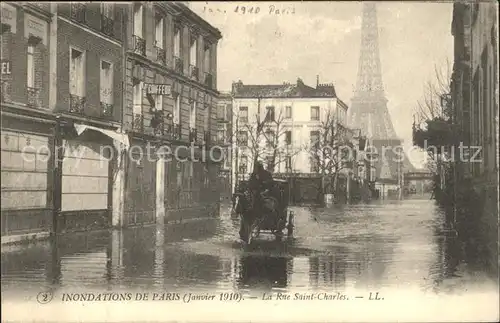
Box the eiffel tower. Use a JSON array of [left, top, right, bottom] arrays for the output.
[[349, 2, 414, 183]]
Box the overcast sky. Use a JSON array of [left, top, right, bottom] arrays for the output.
[[191, 1, 454, 168]]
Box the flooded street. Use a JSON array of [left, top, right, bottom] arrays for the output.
[[2, 200, 497, 302]]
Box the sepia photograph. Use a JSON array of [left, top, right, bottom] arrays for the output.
[[1, 1, 499, 322]]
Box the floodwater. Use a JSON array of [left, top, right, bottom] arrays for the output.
[[1, 200, 498, 301]]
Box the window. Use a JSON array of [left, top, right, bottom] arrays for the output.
[[204, 41, 211, 72], [310, 158, 319, 173], [285, 156, 292, 170], [173, 94, 181, 124], [310, 131, 319, 148], [285, 106, 292, 119], [241, 155, 248, 168], [239, 106, 248, 123], [190, 34, 197, 66], [266, 157, 274, 171], [204, 104, 210, 130], [190, 100, 196, 128], [266, 130, 275, 148], [265, 106, 275, 122], [311, 106, 320, 120], [101, 3, 113, 18], [100, 60, 113, 104], [70, 48, 86, 97], [237, 131, 248, 146], [27, 44, 35, 88], [132, 80, 142, 114], [155, 14, 164, 49], [155, 94, 163, 111], [285, 130, 292, 145], [133, 4, 143, 37], [174, 26, 181, 57], [217, 130, 225, 142], [217, 104, 225, 120]]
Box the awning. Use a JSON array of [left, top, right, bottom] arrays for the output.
[[73, 124, 130, 151]]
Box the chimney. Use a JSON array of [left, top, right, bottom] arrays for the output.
[[316, 75, 319, 87], [232, 80, 243, 95]]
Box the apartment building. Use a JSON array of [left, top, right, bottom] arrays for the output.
[[231, 78, 362, 203], [1, 3, 55, 240], [216, 92, 233, 200], [123, 2, 222, 224], [451, 2, 498, 273], [0, 2, 223, 243]]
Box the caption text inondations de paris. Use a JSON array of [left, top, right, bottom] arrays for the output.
[[45, 291, 385, 304]]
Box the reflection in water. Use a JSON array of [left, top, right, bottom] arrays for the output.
[[237, 255, 290, 290], [1, 202, 498, 298]]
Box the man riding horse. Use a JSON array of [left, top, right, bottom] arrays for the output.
[[248, 161, 276, 216]]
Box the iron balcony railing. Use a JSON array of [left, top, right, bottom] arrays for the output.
[[189, 128, 197, 143], [155, 45, 166, 65], [189, 65, 199, 81], [27, 87, 42, 108], [132, 113, 144, 133], [100, 102, 113, 117], [204, 72, 213, 88], [69, 94, 85, 114], [133, 35, 146, 56], [172, 123, 181, 140], [101, 15, 114, 37], [174, 56, 183, 74], [70, 4, 86, 24], [1, 80, 11, 102]]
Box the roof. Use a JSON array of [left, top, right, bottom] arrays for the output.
[[232, 78, 337, 99]]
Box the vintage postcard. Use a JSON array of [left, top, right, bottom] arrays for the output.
[[1, 1, 499, 322]]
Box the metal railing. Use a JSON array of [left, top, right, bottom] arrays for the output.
[[189, 127, 197, 143], [155, 45, 166, 65], [69, 94, 85, 114], [132, 113, 144, 132], [100, 102, 113, 117], [27, 87, 42, 108], [132, 35, 146, 56], [189, 65, 199, 81], [101, 15, 114, 36], [172, 123, 181, 140], [174, 56, 183, 74], [70, 4, 86, 24]]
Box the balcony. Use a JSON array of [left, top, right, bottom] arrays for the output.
[[70, 4, 86, 24], [132, 113, 144, 132], [100, 15, 114, 37], [132, 35, 146, 56], [1, 80, 11, 102], [189, 65, 199, 81], [204, 72, 213, 88], [174, 56, 183, 74], [155, 45, 166, 65], [189, 128, 197, 143], [172, 123, 181, 140], [27, 87, 42, 109], [100, 102, 113, 118], [69, 94, 86, 114]]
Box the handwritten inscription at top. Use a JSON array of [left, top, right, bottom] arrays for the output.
[[203, 4, 296, 15]]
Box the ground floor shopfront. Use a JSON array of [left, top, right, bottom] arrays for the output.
[[2, 119, 222, 244]]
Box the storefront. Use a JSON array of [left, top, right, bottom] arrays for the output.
[[1, 119, 53, 237]]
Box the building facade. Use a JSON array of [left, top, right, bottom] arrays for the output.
[[1, 2, 223, 243], [231, 78, 364, 203], [216, 92, 232, 201], [450, 1, 498, 274], [122, 2, 222, 225]]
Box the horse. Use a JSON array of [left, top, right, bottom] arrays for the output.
[[233, 186, 282, 243]]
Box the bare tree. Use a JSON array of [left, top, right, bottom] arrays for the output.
[[239, 107, 304, 174], [309, 108, 354, 199]]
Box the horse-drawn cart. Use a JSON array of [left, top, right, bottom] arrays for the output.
[[233, 179, 294, 245]]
